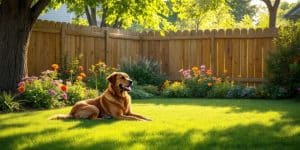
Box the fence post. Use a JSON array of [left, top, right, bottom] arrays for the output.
[[104, 28, 109, 65], [211, 29, 217, 72], [60, 23, 67, 65]]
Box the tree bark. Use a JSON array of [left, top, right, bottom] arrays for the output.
[[100, 6, 108, 27], [0, 17, 32, 92], [262, 0, 280, 28], [85, 5, 97, 26], [0, 0, 50, 92]]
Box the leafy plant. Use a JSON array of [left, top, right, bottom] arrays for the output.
[[120, 58, 166, 86], [66, 82, 98, 105], [0, 92, 20, 113], [86, 61, 117, 92], [207, 81, 232, 98], [130, 86, 155, 99], [265, 23, 300, 98], [162, 81, 188, 98]]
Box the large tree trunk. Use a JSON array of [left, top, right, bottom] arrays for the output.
[[0, 18, 32, 92], [269, 8, 277, 28], [0, 0, 50, 92]]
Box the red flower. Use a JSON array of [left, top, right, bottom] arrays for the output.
[[61, 84, 67, 92], [17, 86, 25, 93]]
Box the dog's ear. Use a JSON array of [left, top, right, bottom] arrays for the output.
[[107, 72, 117, 84]]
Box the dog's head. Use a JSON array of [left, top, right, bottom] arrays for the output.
[[107, 72, 133, 92]]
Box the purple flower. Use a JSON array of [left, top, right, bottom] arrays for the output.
[[61, 92, 68, 100], [48, 89, 57, 97]]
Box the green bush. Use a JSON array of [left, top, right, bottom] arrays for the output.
[[120, 58, 166, 86], [66, 82, 98, 105], [184, 78, 211, 97], [265, 23, 300, 98], [0, 92, 20, 113], [130, 86, 155, 99], [162, 81, 188, 98], [86, 61, 117, 92], [139, 85, 160, 96], [256, 84, 289, 99], [207, 82, 232, 98]]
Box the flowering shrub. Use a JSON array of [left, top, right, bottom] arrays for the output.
[[162, 65, 263, 99], [60, 56, 87, 83], [17, 64, 98, 109], [86, 61, 117, 92]]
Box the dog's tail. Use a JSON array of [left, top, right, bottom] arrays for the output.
[[48, 114, 73, 120]]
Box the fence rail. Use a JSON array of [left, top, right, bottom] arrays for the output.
[[28, 20, 277, 85]]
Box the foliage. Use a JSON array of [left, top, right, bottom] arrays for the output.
[[120, 59, 166, 86], [256, 84, 289, 99], [139, 85, 160, 96], [130, 85, 155, 99], [86, 61, 117, 92], [64, 0, 174, 32], [59, 55, 87, 83], [20, 71, 65, 109], [0, 92, 20, 113], [162, 81, 188, 98], [66, 81, 98, 105], [225, 0, 256, 22], [207, 81, 232, 98], [265, 23, 300, 98]]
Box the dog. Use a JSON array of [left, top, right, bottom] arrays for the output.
[[50, 72, 151, 121]]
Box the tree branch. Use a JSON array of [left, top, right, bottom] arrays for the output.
[[274, 0, 281, 9], [261, 0, 272, 11], [30, 0, 50, 23], [85, 5, 93, 25]]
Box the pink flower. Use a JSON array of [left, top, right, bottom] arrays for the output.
[[200, 65, 206, 72], [61, 92, 68, 100], [48, 89, 57, 97], [18, 81, 25, 87]]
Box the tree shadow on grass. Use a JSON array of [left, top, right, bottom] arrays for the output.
[[77, 121, 300, 149], [0, 123, 28, 130], [0, 128, 63, 150], [64, 118, 118, 130], [134, 98, 300, 114]]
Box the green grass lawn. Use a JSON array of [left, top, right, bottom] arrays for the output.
[[1, 99, 300, 150]]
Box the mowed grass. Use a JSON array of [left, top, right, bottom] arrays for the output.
[[1, 99, 300, 150]]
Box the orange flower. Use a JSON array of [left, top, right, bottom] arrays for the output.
[[17, 86, 25, 93], [208, 82, 213, 87], [77, 75, 83, 81], [206, 69, 213, 75], [51, 64, 59, 71], [80, 72, 86, 78], [78, 66, 84, 71], [61, 84, 67, 92]]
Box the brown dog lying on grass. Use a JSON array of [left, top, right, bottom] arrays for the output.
[[50, 72, 151, 121]]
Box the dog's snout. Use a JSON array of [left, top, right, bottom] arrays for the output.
[[129, 80, 133, 85]]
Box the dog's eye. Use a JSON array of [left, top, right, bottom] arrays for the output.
[[121, 76, 125, 79]]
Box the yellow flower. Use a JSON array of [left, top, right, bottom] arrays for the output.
[[163, 80, 171, 88]]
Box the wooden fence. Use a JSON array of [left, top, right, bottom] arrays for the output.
[[28, 20, 277, 85]]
